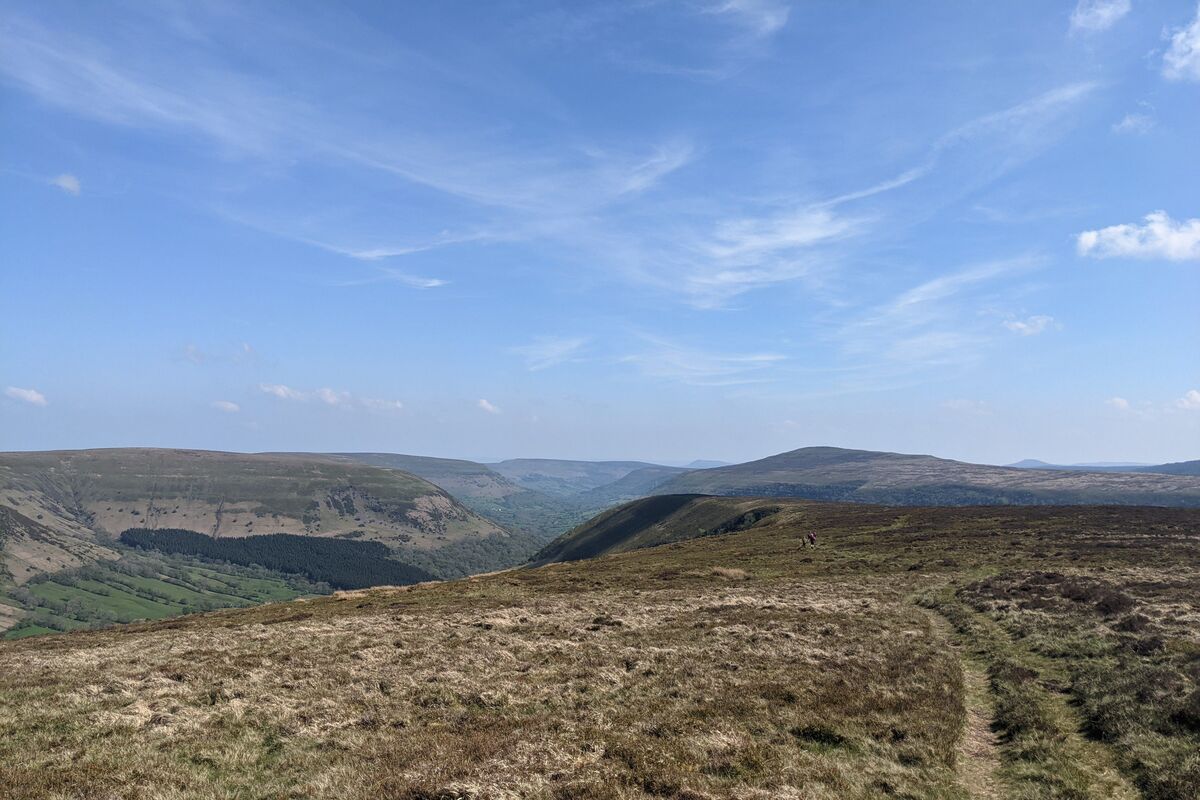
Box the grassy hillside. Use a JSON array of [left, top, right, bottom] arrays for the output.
[[332, 452, 588, 540], [2, 501, 1196, 798], [0, 450, 541, 636], [3, 550, 319, 640], [0, 449, 516, 582], [488, 458, 668, 498], [655, 446, 1200, 507], [0, 448, 500, 546]]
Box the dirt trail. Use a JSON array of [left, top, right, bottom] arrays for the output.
[[957, 659, 1002, 799], [923, 609, 1002, 799]]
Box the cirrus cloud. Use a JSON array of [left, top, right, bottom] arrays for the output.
[[477, 398, 501, 414], [211, 400, 240, 413]]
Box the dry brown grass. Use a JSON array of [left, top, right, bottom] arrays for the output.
[[704, 567, 750, 580], [1, 502, 1198, 799]]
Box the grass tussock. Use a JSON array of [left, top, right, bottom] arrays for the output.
[[706, 567, 750, 580]]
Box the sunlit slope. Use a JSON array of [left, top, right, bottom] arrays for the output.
[[654, 446, 1200, 506], [332, 452, 587, 540], [0, 449, 508, 583], [532, 494, 742, 563], [2, 502, 1196, 798], [0, 504, 118, 587]]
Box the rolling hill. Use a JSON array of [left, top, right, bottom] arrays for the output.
[[0, 449, 531, 636], [1009, 459, 1200, 475], [653, 446, 1200, 507], [330, 452, 588, 540], [3, 499, 1196, 798]]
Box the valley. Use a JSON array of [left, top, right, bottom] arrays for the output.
[[5, 446, 1200, 641]]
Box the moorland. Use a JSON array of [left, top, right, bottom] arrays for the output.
[[1, 497, 1197, 799]]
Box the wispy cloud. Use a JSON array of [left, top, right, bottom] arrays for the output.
[[182, 342, 261, 366], [314, 387, 351, 407], [0, 11, 692, 228], [1163, 3, 1200, 81], [704, 0, 790, 38], [50, 173, 80, 195], [258, 383, 401, 411], [942, 398, 992, 415], [840, 256, 1043, 369], [1178, 389, 1200, 411], [211, 400, 239, 413], [1077, 211, 1200, 261], [1069, 0, 1131, 34], [649, 82, 1095, 309], [510, 336, 588, 371], [5, 386, 47, 406], [1112, 112, 1154, 135], [333, 267, 448, 289], [1003, 315, 1057, 336], [477, 398, 501, 414], [361, 397, 404, 412], [1107, 396, 1131, 411], [622, 336, 784, 386], [259, 383, 305, 400]]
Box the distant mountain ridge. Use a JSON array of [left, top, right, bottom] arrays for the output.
[[1008, 458, 1200, 476], [652, 446, 1200, 507], [487, 458, 669, 498]]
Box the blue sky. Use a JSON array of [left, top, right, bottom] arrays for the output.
[[1, 0, 1198, 465]]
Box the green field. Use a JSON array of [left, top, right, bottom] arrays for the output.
[[3, 555, 316, 639]]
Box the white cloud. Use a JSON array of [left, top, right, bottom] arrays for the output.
[[362, 397, 404, 412], [314, 387, 351, 407], [1163, 4, 1200, 81], [510, 336, 588, 371], [477, 398, 501, 414], [259, 382, 401, 411], [1107, 396, 1131, 410], [1077, 211, 1200, 261], [1003, 315, 1057, 336], [1178, 389, 1200, 410], [259, 383, 305, 400], [5, 386, 47, 406], [50, 173, 80, 195], [1112, 113, 1154, 135], [211, 400, 239, 413], [622, 336, 784, 386], [1069, 0, 1131, 33]]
